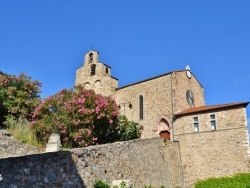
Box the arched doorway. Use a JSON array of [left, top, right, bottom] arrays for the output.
[[156, 118, 171, 140]]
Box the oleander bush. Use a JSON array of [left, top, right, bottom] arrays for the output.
[[0, 73, 41, 127], [31, 85, 141, 148]]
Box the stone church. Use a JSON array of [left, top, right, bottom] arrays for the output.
[[76, 50, 250, 184]]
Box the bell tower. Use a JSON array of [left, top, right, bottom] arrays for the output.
[[75, 50, 118, 96]]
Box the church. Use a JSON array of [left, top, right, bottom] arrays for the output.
[[75, 50, 250, 184]]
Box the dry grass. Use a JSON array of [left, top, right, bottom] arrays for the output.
[[6, 116, 41, 148]]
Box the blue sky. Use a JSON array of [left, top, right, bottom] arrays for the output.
[[0, 1, 250, 124]]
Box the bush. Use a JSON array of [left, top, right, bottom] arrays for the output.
[[93, 179, 110, 188], [31, 86, 119, 148], [0, 73, 41, 127], [118, 115, 141, 141]]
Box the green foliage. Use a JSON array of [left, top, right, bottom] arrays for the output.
[[31, 86, 119, 148], [93, 179, 110, 188], [0, 73, 41, 127], [6, 115, 40, 147], [144, 185, 154, 188], [195, 173, 250, 188], [31, 86, 140, 148], [119, 181, 127, 188], [117, 115, 142, 141]]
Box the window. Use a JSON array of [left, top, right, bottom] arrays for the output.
[[89, 53, 93, 63], [91, 64, 96, 76], [193, 116, 199, 132], [139, 95, 143, 120], [210, 114, 217, 130], [106, 67, 109, 74]]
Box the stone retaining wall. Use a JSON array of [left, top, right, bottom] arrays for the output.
[[0, 137, 183, 188], [175, 127, 250, 186], [0, 129, 40, 159]]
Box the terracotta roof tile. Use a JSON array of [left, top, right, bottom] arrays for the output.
[[175, 102, 249, 117]]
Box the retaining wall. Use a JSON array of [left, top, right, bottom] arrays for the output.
[[0, 137, 183, 188]]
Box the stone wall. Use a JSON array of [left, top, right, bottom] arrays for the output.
[[175, 128, 250, 186], [174, 106, 248, 135], [172, 71, 205, 113], [116, 74, 173, 138], [0, 129, 40, 159], [174, 106, 250, 186], [0, 137, 184, 188], [75, 50, 118, 97], [115, 70, 205, 138]]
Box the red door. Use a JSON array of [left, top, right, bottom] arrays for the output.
[[159, 130, 170, 140]]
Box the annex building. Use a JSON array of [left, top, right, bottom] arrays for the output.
[[76, 50, 250, 185]]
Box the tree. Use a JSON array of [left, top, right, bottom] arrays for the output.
[[31, 86, 120, 148], [0, 73, 42, 127]]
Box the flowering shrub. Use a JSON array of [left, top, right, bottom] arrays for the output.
[[0, 73, 41, 127], [31, 86, 121, 148]]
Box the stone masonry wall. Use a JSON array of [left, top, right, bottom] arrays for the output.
[[0, 137, 184, 188], [172, 71, 205, 113], [174, 106, 248, 135], [75, 51, 118, 97], [115, 70, 205, 138], [175, 127, 250, 187], [174, 106, 250, 187], [0, 129, 40, 159], [115, 75, 173, 138]]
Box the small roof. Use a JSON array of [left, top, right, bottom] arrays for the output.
[[175, 102, 249, 117]]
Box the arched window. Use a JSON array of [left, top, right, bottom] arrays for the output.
[[91, 64, 96, 76], [139, 95, 143, 120]]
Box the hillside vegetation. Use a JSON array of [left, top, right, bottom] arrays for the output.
[[0, 72, 141, 148]]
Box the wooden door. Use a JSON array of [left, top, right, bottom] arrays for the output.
[[159, 130, 170, 140]]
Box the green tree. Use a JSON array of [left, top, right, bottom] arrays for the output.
[[0, 73, 41, 127]]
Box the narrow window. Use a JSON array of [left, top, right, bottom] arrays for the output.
[[139, 95, 143, 120], [106, 67, 109, 74], [91, 64, 96, 76], [210, 114, 217, 130], [89, 53, 93, 63], [193, 116, 199, 132]]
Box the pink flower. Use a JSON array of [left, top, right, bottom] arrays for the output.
[[61, 129, 66, 134], [87, 129, 91, 137], [95, 107, 100, 114]]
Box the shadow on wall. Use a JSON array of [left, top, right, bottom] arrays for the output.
[[0, 137, 184, 187], [0, 151, 85, 187]]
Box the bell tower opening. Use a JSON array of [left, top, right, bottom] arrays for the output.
[[89, 53, 93, 63], [84, 50, 99, 65], [91, 64, 96, 76]]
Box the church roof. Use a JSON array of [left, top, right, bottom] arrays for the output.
[[175, 102, 249, 117], [117, 69, 203, 90]]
